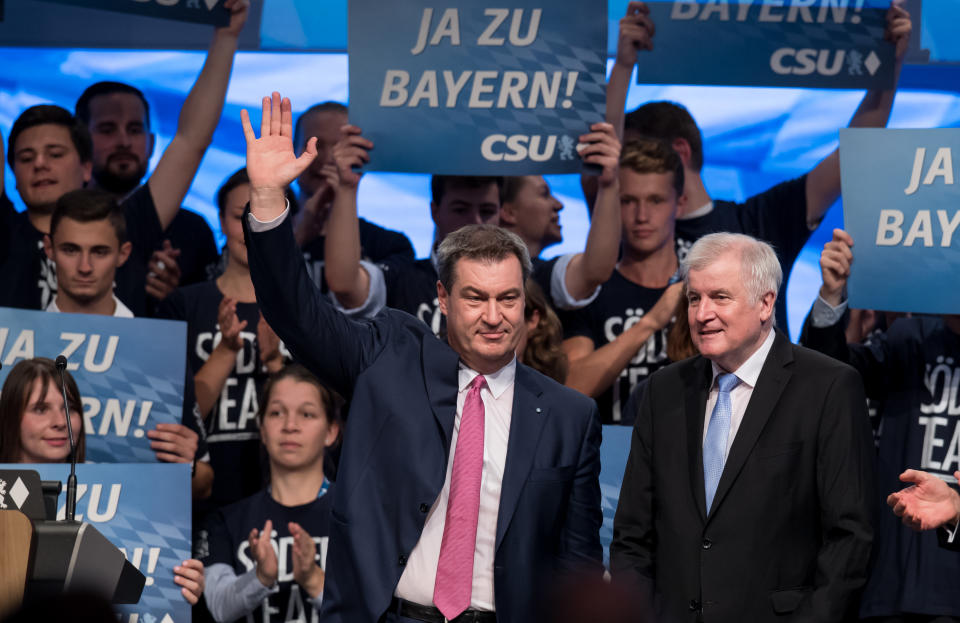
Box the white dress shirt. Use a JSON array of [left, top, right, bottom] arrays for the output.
[[703, 328, 776, 457], [394, 359, 516, 611]]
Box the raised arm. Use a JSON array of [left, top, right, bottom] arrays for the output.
[[324, 125, 374, 309], [148, 0, 249, 230], [581, 2, 653, 211], [564, 283, 682, 397], [562, 123, 622, 301], [240, 93, 383, 398], [804, 3, 911, 227]]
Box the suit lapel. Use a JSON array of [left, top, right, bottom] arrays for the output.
[[422, 334, 461, 447], [685, 357, 713, 522], [708, 331, 793, 519], [495, 363, 547, 550]]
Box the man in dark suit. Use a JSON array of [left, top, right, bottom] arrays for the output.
[[611, 232, 874, 622], [239, 92, 602, 623]]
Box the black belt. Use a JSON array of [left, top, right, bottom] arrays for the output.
[[389, 597, 497, 623]]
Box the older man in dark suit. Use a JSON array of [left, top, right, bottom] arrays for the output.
[[611, 232, 874, 622], [239, 92, 603, 623]]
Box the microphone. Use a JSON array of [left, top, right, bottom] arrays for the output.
[[55, 355, 79, 522]]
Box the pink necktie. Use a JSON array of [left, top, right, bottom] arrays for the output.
[[434, 375, 486, 619]]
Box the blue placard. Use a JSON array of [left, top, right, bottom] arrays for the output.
[[599, 424, 632, 567], [839, 128, 960, 314], [0, 308, 186, 463], [1, 463, 192, 623], [348, 0, 607, 175], [635, 0, 895, 89], [36, 0, 229, 26]]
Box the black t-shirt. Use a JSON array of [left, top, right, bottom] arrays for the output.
[[0, 184, 162, 315], [381, 257, 445, 335], [802, 316, 960, 616], [561, 270, 670, 424], [675, 176, 809, 332], [158, 280, 270, 511], [301, 217, 415, 293], [161, 207, 220, 287], [204, 486, 333, 623]]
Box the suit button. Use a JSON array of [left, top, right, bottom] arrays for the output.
[[689, 599, 701, 612], [702, 538, 712, 550], [419, 503, 429, 513], [398, 554, 407, 566]]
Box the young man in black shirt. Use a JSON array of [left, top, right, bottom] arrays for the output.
[[594, 1, 912, 332], [73, 0, 250, 298], [562, 138, 684, 424], [292, 101, 415, 291]]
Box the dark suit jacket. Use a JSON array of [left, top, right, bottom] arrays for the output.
[[244, 214, 602, 623], [611, 331, 874, 623]]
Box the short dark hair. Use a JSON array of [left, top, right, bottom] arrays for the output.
[[7, 105, 92, 168], [75, 81, 151, 128], [215, 167, 299, 217], [294, 101, 348, 151], [624, 101, 704, 172], [50, 189, 127, 245], [620, 138, 685, 199], [0, 358, 86, 463], [436, 224, 532, 292], [431, 175, 505, 207]]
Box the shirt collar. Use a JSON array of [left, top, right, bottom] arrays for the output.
[[679, 200, 713, 221], [458, 357, 516, 399], [46, 294, 134, 318], [710, 328, 775, 389]]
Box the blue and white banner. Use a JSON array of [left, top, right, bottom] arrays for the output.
[[1, 463, 192, 623], [599, 424, 632, 567], [635, 0, 895, 89], [839, 128, 960, 314], [37, 0, 229, 26], [348, 0, 607, 175], [0, 308, 187, 463]]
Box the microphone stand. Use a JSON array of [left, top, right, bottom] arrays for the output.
[[55, 356, 78, 522]]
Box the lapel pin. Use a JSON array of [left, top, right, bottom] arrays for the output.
[[535, 407, 542, 414]]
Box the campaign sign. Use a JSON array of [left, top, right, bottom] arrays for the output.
[[37, 0, 229, 26], [348, 0, 607, 175], [0, 308, 186, 463], [634, 0, 895, 89], [839, 128, 960, 314], [0, 463, 192, 623], [599, 424, 632, 567]]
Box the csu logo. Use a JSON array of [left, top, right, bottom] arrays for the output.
[[770, 48, 846, 76], [481, 134, 558, 162]]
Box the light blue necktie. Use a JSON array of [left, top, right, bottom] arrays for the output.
[[703, 373, 740, 513]]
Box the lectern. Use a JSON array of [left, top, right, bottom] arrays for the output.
[[0, 469, 145, 617]]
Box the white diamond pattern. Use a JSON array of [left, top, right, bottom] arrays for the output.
[[10, 477, 29, 509]]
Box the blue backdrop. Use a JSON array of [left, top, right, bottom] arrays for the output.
[[2, 48, 960, 338]]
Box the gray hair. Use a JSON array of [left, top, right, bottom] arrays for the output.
[[681, 232, 782, 304], [436, 225, 532, 292]]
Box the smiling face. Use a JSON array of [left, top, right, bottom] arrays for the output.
[[503, 176, 563, 250], [439, 255, 525, 374], [86, 92, 153, 194], [686, 250, 774, 372], [260, 378, 339, 472], [18, 378, 82, 463], [13, 124, 91, 213]]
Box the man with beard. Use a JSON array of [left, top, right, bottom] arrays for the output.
[[73, 0, 250, 297]]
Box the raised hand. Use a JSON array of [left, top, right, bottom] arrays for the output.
[[148, 423, 198, 463], [577, 122, 622, 188], [819, 229, 854, 306], [248, 519, 279, 588], [887, 469, 960, 531], [219, 0, 250, 38], [173, 558, 205, 605], [616, 1, 655, 67], [145, 240, 182, 301], [885, 3, 912, 62], [257, 313, 284, 373], [289, 522, 325, 598], [241, 92, 318, 218], [217, 297, 248, 352], [331, 125, 374, 189]]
